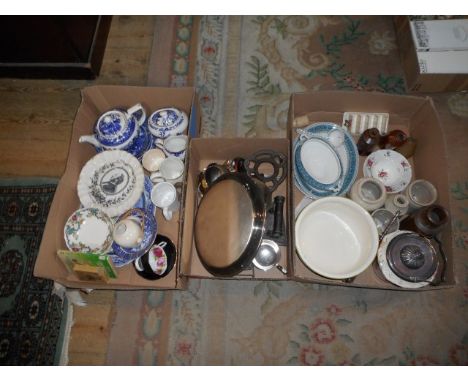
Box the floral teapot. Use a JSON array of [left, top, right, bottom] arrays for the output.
[[79, 103, 152, 160]]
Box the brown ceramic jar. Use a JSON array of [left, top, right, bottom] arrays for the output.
[[379, 129, 408, 149], [357, 128, 382, 156], [395, 137, 418, 159], [400, 204, 449, 237]]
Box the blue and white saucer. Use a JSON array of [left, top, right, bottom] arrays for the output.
[[133, 176, 156, 217], [109, 208, 158, 267], [293, 122, 358, 199]]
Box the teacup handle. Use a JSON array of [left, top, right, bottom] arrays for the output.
[[154, 140, 168, 154], [127, 103, 146, 126], [156, 241, 167, 249], [162, 207, 173, 221], [150, 171, 165, 183]]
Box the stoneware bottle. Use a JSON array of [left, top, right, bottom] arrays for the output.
[[405, 179, 438, 213], [385, 193, 409, 216], [400, 204, 449, 237], [349, 177, 386, 212], [357, 128, 382, 156]]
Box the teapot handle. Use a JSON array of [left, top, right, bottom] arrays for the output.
[[127, 103, 147, 126]]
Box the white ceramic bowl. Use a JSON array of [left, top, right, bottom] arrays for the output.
[[295, 197, 379, 279]]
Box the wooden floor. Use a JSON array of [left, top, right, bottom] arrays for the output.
[[0, 15, 154, 177], [0, 16, 156, 365]]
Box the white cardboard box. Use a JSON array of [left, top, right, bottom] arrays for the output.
[[410, 19, 468, 52]]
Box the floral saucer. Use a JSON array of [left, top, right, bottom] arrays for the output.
[[64, 207, 114, 253], [363, 150, 412, 194], [77, 150, 144, 217]]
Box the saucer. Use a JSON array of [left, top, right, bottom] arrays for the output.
[[77, 150, 145, 217], [64, 207, 114, 253], [133, 234, 176, 280], [363, 150, 412, 193], [133, 176, 156, 216], [109, 208, 158, 267]]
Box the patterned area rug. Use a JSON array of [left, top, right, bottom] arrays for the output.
[[0, 178, 66, 365], [107, 16, 468, 365], [147, 16, 200, 87]]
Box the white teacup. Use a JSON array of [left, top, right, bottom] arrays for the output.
[[112, 218, 144, 248], [142, 148, 166, 172], [156, 135, 188, 159], [150, 182, 180, 221], [150, 156, 185, 184]]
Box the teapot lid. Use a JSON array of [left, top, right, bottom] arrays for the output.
[[150, 108, 182, 128], [95, 110, 137, 148], [386, 232, 438, 282]]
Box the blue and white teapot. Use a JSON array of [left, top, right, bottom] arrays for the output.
[[79, 103, 152, 160], [148, 107, 188, 140]]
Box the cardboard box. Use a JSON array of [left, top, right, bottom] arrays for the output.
[[410, 19, 468, 52], [287, 90, 455, 290], [34, 85, 200, 290], [179, 138, 292, 281], [417, 50, 468, 74], [35, 87, 455, 292], [394, 16, 468, 92]]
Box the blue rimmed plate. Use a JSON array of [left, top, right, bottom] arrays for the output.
[[293, 122, 358, 199], [295, 136, 343, 193]]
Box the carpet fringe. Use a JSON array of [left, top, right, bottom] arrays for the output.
[[53, 282, 88, 307], [58, 302, 74, 366]]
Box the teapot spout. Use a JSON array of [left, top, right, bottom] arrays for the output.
[[79, 135, 101, 148]]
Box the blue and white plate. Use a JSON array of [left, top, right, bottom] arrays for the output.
[[293, 122, 358, 199], [126, 123, 153, 160], [295, 136, 344, 192], [109, 208, 158, 267], [133, 176, 156, 217]]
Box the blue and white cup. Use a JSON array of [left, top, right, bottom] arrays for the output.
[[156, 135, 188, 160]]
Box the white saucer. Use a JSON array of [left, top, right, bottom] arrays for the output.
[[77, 150, 144, 217], [363, 150, 412, 194]]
